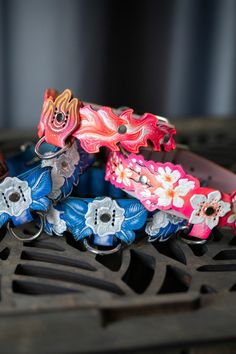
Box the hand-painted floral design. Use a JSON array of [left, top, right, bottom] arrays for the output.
[[189, 190, 231, 230], [114, 164, 132, 186], [106, 153, 199, 212], [56, 197, 148, 246], [154, 178, 196, 208], [44, 205, 67, 236], [226, 193, 236, 231], [41, 141, 94, 201], [0, 166, 52, 227], [155, 166, 181, 187], [85, 197, 125, 237], [146, 210, 186, 242]]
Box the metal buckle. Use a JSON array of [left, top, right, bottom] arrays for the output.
[[177, 225, 208, 245], [83, 237, 122, 255], [7, 212, 44, 242], [155, 115, 170, 125], [35, 136, 72, 160]]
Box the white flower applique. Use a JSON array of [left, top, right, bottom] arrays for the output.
[[0, 177, 32, 217], [85, 197, 125, 237], [189, 190, 231, 229], [42, 141, 80, 199], [145, 210, 182, 236]]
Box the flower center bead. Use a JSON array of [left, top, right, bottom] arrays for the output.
[[204, 206, 215, 216], [100, 213, 111, 223], [9, 192, 21, 202], [56, 112, 65, 123]]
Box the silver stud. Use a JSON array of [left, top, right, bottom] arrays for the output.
[[139, 175, 148, 184]]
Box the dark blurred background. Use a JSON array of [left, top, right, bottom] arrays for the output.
[[0, 0, 235, 129]]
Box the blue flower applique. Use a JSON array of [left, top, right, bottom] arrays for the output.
[[46, 196, 148, 246], [0, 166, 52, 227], [145, 210, 186, 242]]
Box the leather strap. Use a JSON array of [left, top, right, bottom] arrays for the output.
[[141, 146, 236, 194]]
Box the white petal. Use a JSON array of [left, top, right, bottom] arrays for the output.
[[154, 187, 166, 198], [190, 194, 206, 210], [227, 214, 236, 224], [123, 177, 131, 186], [157, 167, 165, 176], [124, 168, 132, 177], [218, 201, 231, 217], [165, 166, 171, 174], [205, 216, 219, 229], [207, 190, 221, 203], [97, 223, 112, 237], [158, 195, 172, 207], [116, 176, 122, 184], [170, 170, 181, 183], [189, 210, 204, 224], [173, 196, 184, 208]]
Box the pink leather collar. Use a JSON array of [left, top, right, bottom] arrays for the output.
[[37, 88, 176, 154], [105, 147, 236, 240]]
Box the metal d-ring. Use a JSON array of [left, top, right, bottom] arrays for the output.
[[35, 136, 72, 160], [177, 225, 208, 245], [7, 212, 44, 242], [83, 237, 122, 255]]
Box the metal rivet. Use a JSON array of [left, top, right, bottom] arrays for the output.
[[139, 175, 148, 184], [56, 112, 65, 123], [9, 192, 21, 203], [118, 125, 127, 134], [205, 206, 215, 216], [100, 213, 111, 223]]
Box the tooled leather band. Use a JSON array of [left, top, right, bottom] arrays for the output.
[[105, 146, 236, 240], [37, 88, 176, 154]]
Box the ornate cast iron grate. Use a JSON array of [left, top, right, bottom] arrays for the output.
[[0, 120, 235, 354]]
